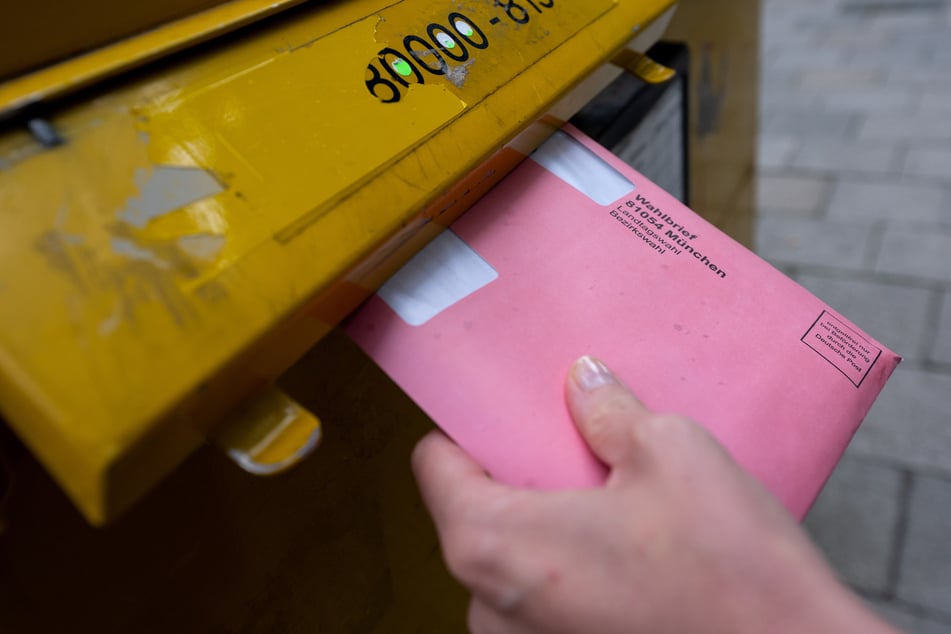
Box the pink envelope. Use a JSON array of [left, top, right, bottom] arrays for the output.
[[347, 125, 900, 519]]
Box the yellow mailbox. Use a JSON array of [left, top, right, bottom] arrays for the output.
[[0, 2, 686, 630], [0, 0, 677, 525]]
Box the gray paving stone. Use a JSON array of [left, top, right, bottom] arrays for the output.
[[759, 73, 820, 110], [755, 217, 874, 270], [764, 109, 859, 139], [756, 174, 829, 215], [850, 368, 951, 474], [859, 115, 951, 143], [841, 45, 932, 66], [905, 147, 951, 182], [887, 66, 951, 91], [873, 12, 950, 33], [759, 6, 951, 624], [827, 181, 949, 223], [873, 602, 951, 634], [795, 274, 930, 360], [764, 21, 823, 42], [876, 228, 951, 282], [934, 293, 951, 366], [805, 458, 902, 593], [926, 42, 951, 61], [823, 29, 896, 49], [760, 74, 800, 91], [757, 135, 799, 170], [825, 90, 916, 114], [770, 48, 851, 71], [754, 206, 819, 220], [759, 91, 822, 111], [793, 140, 898, 175], [898, 475, 951, 615]]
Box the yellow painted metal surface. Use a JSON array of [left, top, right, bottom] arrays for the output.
[[0, 0, 677, 524]]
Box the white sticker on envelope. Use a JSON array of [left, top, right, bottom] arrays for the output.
[[377, 229, 498, 326], [530, 130, 635, 205]]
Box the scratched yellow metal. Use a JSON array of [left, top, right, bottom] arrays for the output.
[[0, 0, 676, 524]]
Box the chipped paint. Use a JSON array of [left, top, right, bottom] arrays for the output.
[[98, 303, 123, 336], [118, 165, 224, 228], [445, 61, 473, 88], [0, 136, 43, 172], [35, 230, 88, 289], [27, 118, 64, 148], [110, 237, 170, 269], [177, 233, 226, 261]]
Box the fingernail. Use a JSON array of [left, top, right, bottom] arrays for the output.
[[572, 356, 616, 392]]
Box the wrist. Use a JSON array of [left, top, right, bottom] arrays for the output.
[[714, 532, 899, 634], [758, 567, 899, 634]]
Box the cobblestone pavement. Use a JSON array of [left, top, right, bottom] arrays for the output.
[[756, 0, 951, 630]]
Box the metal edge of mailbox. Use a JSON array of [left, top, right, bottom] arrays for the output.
[[0, 0, 308, 119]]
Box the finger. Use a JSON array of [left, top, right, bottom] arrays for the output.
[[565, 356, 654, 467], [468, 598, 533, 634], [413, 432, 533, 603], [411, 431, 503, 531]]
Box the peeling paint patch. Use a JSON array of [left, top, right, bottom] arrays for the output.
[[98, 304, 123, 336], [110, 237, 169, 269], [445, 61, 473, 88], [177, 233, 226, 261], [118, 165, 224, 228], [35, 230, 87, 289], [27, 118, 64, 148], [0, 139, 43, 172]]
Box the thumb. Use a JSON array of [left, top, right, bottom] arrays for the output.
[[565, 356, 654, 468]]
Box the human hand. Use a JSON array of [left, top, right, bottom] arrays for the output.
[[412, 356, 897, 634]]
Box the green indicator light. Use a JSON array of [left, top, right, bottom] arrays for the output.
[[455, 20, 474, 37], [436, 33, 457, 49], [392, 58, 413, 77]]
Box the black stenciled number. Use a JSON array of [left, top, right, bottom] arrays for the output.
[[494, 0, 529, 24], [449, 12, 489, 49], [404, 35, 449, 75], [537, 0, 554, 7], [378, 47, 424, 86], [365, 13, 489, 102], [427, 23, 470, 62], [366, 63, 401, 103]]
